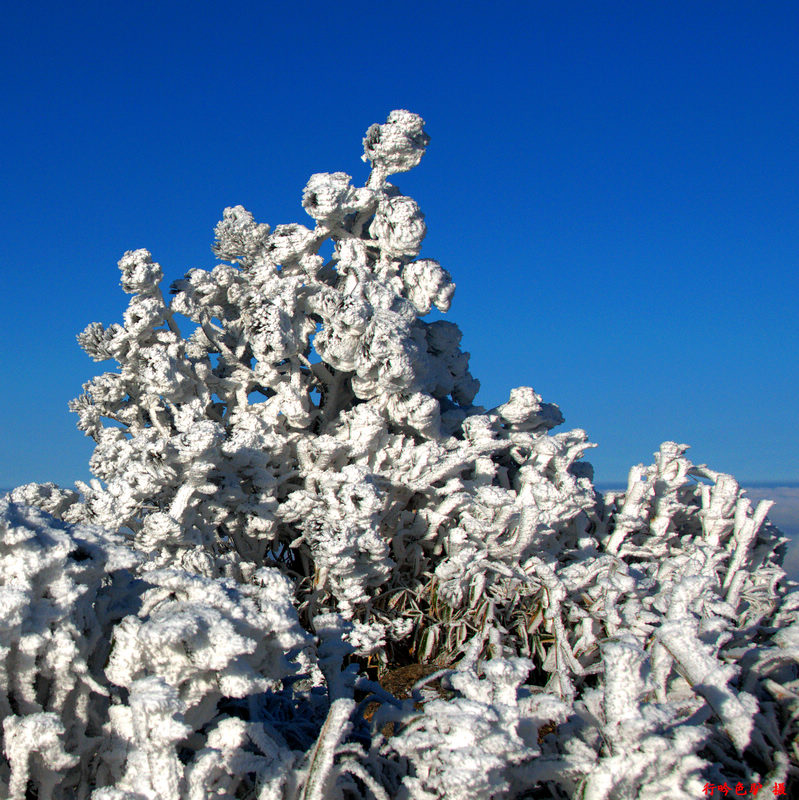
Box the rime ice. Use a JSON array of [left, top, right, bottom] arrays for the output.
[[1, 112, 796, 799]]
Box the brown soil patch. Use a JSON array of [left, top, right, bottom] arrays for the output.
[[363, 663, 449, 735], [378, 663, 444, 699]]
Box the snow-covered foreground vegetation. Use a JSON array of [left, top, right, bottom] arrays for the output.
[[1, 111, 796, 799]]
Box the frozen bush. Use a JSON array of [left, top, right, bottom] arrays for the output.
[[4, 111, 796, 798], [0, 498, 139, 798]]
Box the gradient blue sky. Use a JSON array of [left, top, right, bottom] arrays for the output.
[[1, 1, 797, 489]]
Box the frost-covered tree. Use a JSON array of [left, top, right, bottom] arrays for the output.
[[55, 109, 597, 669], [3, 111, 797, 799]]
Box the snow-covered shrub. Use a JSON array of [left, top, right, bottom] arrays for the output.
[[53, 108, 601, 671], [4, 111, 796, 798], [369, 445, 797, 799], [0, 497, 139, 799]]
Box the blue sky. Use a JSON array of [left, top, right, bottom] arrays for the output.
[[0, 1, 797, 489]]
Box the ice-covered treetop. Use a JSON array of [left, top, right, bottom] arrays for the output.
[[72, 109, 486, 445], [61, 109, 578, 641]]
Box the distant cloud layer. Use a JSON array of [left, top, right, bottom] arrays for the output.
[[745, 486, 799, 581]]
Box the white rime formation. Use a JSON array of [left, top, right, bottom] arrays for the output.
[[2, 111, 797, 798]]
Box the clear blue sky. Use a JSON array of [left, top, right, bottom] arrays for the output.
[[1, 1, 797, 488]]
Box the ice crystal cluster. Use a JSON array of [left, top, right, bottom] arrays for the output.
[[3, 111, 797, 799]]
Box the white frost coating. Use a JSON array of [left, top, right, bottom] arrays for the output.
[[656, 575, 758, 754], [4, 714, 78, 800], [0, 499, 139, 798], [362, 110, 430, 185], [2, 112, 796, 798], [104, 568, 310, 730], [212, 205, 271, 266], [388, 658, 539, 800], [108, 677, 192, 800]]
